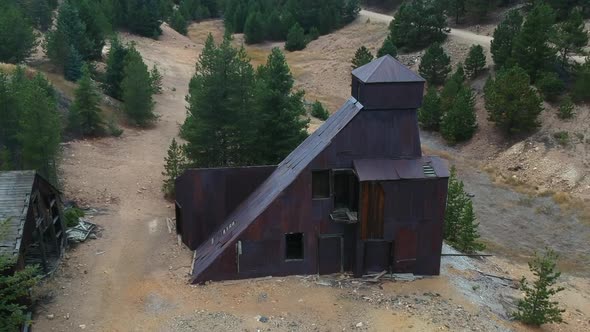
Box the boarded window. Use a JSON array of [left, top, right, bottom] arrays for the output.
[[285, 233, 304, 260], [312, 170, 330, 199]]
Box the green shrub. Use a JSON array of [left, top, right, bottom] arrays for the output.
[[0, 254, 39, 332], [557, 97, 575, 119], [553, 131, 569, 146], [285, 23, 307, 51], [311, 101, 329, 120], [64, 207, 85, 227]]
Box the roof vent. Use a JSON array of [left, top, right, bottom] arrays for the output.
[[423, 164, 437, 177]]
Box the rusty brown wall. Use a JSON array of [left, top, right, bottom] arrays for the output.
[[176, 166, 276, 250]]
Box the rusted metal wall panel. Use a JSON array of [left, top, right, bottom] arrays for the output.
[[356, 82, 425, 110], [176, 166, 276, 250]]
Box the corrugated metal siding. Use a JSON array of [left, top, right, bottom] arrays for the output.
[[175, 166, 276, 250]]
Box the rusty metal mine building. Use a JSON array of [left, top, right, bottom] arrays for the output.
[[175, 55, 450, 284]]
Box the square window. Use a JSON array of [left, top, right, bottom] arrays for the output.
[[312, 170, 330, 199], [285, 233, 304, 260]]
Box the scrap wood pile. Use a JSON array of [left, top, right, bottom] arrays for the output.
[[306, 271, 424, 289]]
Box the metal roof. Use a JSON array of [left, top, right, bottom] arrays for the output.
[[352, 55, 425, 84], [191, 97, 363, 281], [0, 171, 35, 257], [353, 157, 450, 182]]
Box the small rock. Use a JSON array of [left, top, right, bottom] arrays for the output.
[[47, 314, 54, 320], [79, 324, 86, 329], [356, 322, 363, 328], [258, 316, 269, 323]]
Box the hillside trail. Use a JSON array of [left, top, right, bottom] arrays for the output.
[[33, 26, 201, 331], [360, 9, 586, 64]]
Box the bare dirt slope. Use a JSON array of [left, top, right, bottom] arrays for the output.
[[32, 17, 590, 332]]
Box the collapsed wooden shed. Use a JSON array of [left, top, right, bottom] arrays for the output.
[[175, 55, 450, 283], [0, 171, 66, 274]]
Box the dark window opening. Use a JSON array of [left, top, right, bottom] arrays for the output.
[[312, 170, 330, 199], [285, 233, 304, 260], [333, 170, 359, 211]]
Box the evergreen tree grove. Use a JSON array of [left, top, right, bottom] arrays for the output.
[[388, 0, 446, 51], [69, 64, 105, 136], [122, 46, 156, 127], [419, 43, 451, 85], [513, 249, 565, 326], [552, 9, 588, 66], [181, 34, 256, 167], [351, 46, 374, 69]]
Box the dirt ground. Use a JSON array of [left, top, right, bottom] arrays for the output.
[[31, 12, 590, 332]]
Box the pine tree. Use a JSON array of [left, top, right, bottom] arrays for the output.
[[512, 3, 556, 82], [389, 0, 446, 51], [0, 255, 40, 332], [149, 65, 163, 95], [440, 66, 466, 113], [64, 45, 83, 82], [244, 11, 264, 44], [103, 38, 129, 99], [513, 249, 565, 326], [536, 72, 564, 102], [440, 86, 477, 143], [491, 10, 523, 69], [122, 46, 156, 127], [182, 34, 256, 167], [18, 75, 61, 184], [69, 64, 104, 136], [464, 44, 486, 78], [484, 66, 543, 135], [285, 23, 307, 51], [466, 0, 491, 21], [552, 9, 588, 66], [170, 9, 188, 35], [418, 87, 442, 131], [45, 1, 90, 71], [447, 0, 466, 24], [455, 200, 485, 253], [253, 47, 309, 164], [0, 73, 20, 156], [0, 5, 38, 64], [419, 43, 451, 86], [26, 0, 54, 31], [377, 37, 397, 58], [444, 167, 469, 244], [162, 138, 187, 199], [351, 46, 374, 69]]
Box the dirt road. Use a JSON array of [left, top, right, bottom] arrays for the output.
[[359, 10, 493, 49]]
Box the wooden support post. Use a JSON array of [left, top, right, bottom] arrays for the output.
[[36, 228, 48, 272]]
